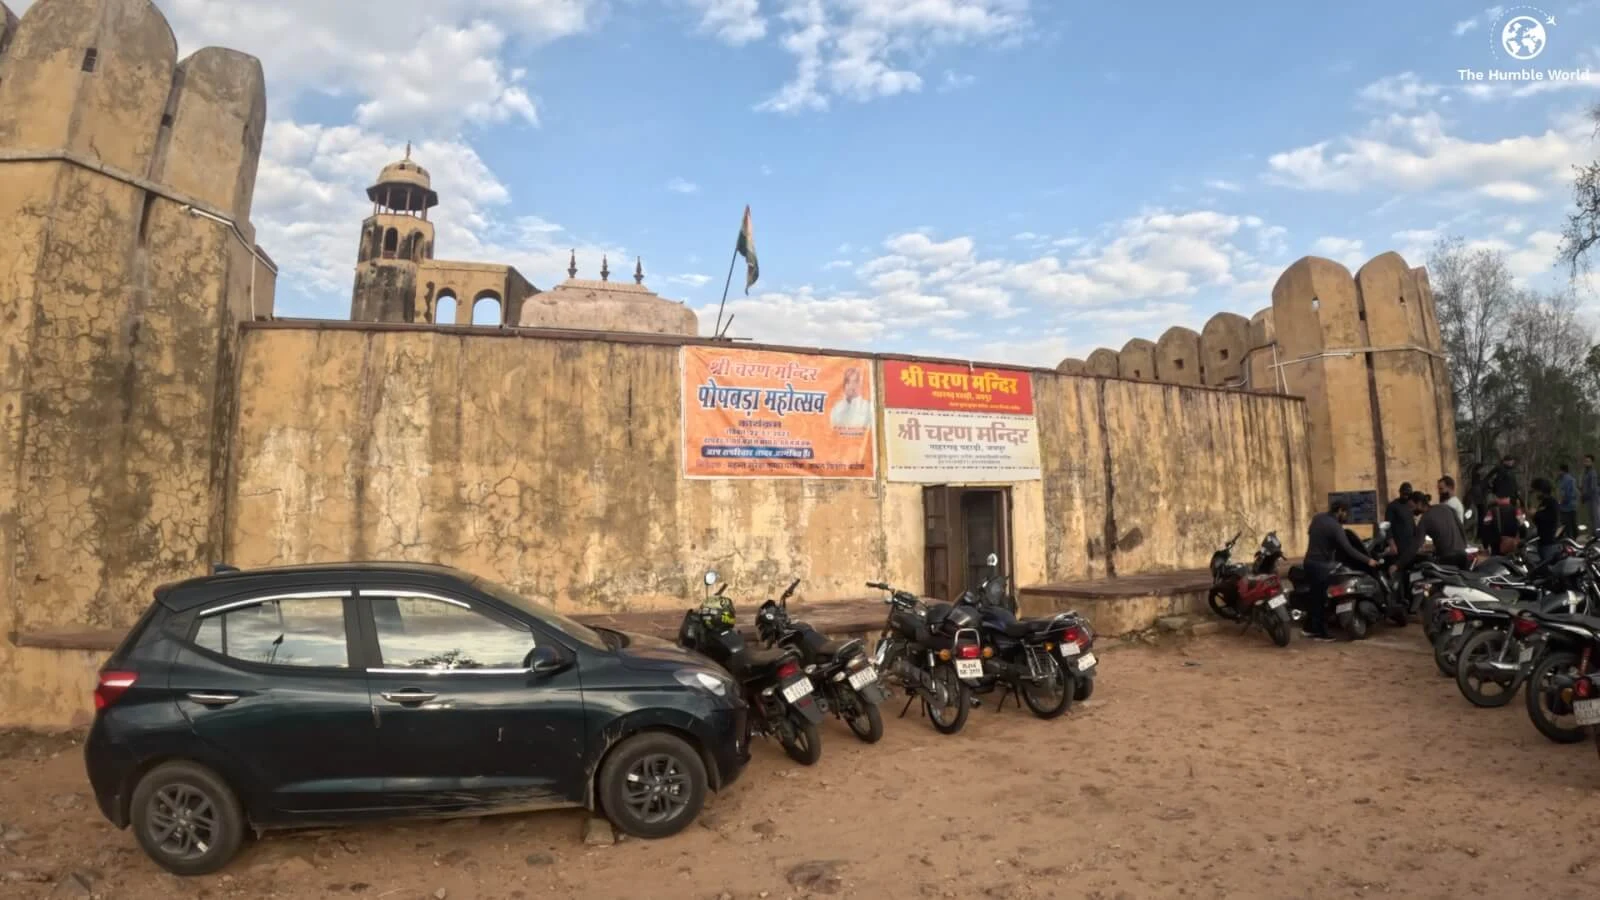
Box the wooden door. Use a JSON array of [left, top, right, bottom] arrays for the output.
[[923, 486, 959, 601]]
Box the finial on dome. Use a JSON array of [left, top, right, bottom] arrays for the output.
[[404, 141, 412, 161], [567, 249, 577, 279], [634, 257, 644, 285], [601, 255, 610, 282]]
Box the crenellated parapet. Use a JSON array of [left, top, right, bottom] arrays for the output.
[[1058, 251, 1458, 516]]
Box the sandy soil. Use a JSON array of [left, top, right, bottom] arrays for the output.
[[3, 630, 1598, 900]]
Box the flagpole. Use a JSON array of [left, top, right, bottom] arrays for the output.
[[711, 247, 738, 340]]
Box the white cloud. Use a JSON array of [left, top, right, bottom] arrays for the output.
[[1311, 236, 1366, 270], [1453, 6, 1505, 36], [1204, 179, 1242, 192], [756, 0, 1029, 113], [666, 176, 701, 194], [666, 273, 714, 288], [1357, 72, 1444, 111], [1265, 111, 1589, 196], [1476, 179, 1545, 202], [156, 1, 601, 133], [939, 70, 977, 92], [685, 0, 768, 44]]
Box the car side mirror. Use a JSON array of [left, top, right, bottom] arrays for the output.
[[525, 645, 569, 675]]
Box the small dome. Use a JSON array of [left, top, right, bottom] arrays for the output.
[[367, 157, 438, 211]]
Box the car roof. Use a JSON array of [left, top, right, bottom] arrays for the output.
[[155, 561, 480, 611]]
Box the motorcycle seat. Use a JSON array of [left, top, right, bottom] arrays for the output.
[[738, 647, 794, 677], [1287, 564, 1306, 582], [815, 637, 861, 661]]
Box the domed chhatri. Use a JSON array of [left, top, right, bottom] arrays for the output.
[[349, 148, 693, 334]]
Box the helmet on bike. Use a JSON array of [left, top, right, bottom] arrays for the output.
[[699, 596, 736, 631]]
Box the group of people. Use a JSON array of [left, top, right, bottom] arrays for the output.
[[1296, 454, 1600, 641]]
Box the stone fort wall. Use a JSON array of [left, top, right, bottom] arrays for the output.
[[0, 0, 274, 725], [1058, 255, 1458, 511]]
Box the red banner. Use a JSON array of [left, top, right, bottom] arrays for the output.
[[882, 360, 1035, 415]]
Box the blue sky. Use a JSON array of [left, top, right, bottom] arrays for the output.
[[16, 0, 1599, 365]]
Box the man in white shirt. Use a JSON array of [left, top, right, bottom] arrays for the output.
[[830, 366, 872, 430], [1437, 475, 1465, 527]]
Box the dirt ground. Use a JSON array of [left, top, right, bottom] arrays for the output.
[[3, 629, 1598, 900]]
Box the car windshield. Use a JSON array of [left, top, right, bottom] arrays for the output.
[[471, 576, 609, 652]]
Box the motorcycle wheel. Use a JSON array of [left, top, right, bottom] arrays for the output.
[[1454, 628, 1518, 708], [778, 711, 823, 765], [1525, 650, 1587, 745], [926, 664, 970, 735], [842, 691, 883, 743], [1357, 599, 1382, 625], [1433, 628, 1465, 677], [1263, 607, 1292, 647], [1207, 588, 1240, 622], [1386, 600, 1409, 628], [1020, 653, 1073, 720], [1338, 608, 1368, 641], [1073, 673, 1095, 702]]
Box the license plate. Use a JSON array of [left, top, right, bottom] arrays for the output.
[[1059, 641, 1081, 658], [1450, 623, 1465, 636], [781, 678, 813, 704], [1267, 595, 1286, 610], [847, 666, 878, 690], [1074, 652, 1097, 671], [1575, 698, 1600, 727], [1518, 646, 1534, 664], [954, 659, 983, 680], [1336, 602, 1354, 615]]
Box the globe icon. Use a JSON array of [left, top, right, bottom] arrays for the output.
[[1500, 15, 1547, 61]]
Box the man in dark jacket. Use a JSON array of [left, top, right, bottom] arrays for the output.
[[1393, 492, 1469, 572], [1385, 482, 1416, 555], [1304, 500, 1375, 641], [1491, 455, 1520, 507]]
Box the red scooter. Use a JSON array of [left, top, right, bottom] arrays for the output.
[[1207, 532, 1293, 647]]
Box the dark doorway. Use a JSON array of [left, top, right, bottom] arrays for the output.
[[922, 486, 1012, 602]]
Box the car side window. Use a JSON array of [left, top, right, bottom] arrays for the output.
[[193, 595, 350, 669], [368, 595, 536, 671]]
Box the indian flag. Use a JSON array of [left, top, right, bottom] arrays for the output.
[[736, 205, 759, 293]]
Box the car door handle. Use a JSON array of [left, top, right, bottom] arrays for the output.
[[381, 690, 437, 705], [186, 692, 240, 706]]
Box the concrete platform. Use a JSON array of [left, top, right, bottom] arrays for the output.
[[1018, 570, 1215, 635]]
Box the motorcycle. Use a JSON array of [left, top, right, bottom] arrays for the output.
[[1206, 531, 1293, 647], [953, 554, 1098, 718], [1452, 552, 1594, 707], [676, 571, 826, 765], [1426, 543, 1592, 678], [866, 580, 984, 735], [756, 578, 888, 743], [1285, 526, 1394, 640], [1520, 608, 1600, 749]]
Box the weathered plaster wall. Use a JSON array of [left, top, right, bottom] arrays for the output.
[[1119, 339, 1157, 381], [1200, 312, 1250, 387], [1155, 327, 1202, 386], [226, 327, 1311, 616], [0, 0, 270, 725]]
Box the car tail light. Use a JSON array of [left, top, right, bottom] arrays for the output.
[[1447, 609, 1466, 624], [1063, 626, 1084, 644], [1513, 618, 1539, 637], [776, 660, 800, 680], [94, 671, 137, 711], [957, 643, 980, 659]]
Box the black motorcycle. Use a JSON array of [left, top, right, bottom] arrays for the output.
[[756, 578, 888, 743], [953, 564, 1095, 719], [1286, 527, 1394, 640], [866, 580, 983, 735], [676, 571, 826, 764], [1521, 607, 1600, 747]]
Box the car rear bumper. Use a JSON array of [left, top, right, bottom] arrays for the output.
[[84, 718, 134, 828], [704, 706, 750, 791]]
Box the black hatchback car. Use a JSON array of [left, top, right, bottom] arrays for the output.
[[84, 562, 750, 875]]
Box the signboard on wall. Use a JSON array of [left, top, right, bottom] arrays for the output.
[[882, 360, 1041, 483], [681, 346, 877, 479], [1328, 490, 1379, 525]]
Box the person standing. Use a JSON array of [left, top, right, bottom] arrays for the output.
[[1385, 482, 1416, 556], [1532, 478, 1561, 562], [1491, 455, 1521, 510], [1394, 492, 1469, 572], [1437, 475, 1465, 527], [1582, 454, 1598, 538], [1303, 500, 1375, 641], [1558, 462, 1580, 540]]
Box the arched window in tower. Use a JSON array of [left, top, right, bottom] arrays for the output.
[[434, 291, 458, 325], [411, 232, 425, 262], [472, 291, 502, 326], [357, 225, 373, 263], [382, 228, 398, 259]]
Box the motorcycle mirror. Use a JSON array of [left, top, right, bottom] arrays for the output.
[[704, 570, 718, 586], [715, 583, 728, 597], [986, 552, 998, 567]]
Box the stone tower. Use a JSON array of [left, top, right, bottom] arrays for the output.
[[350, 148, 438, 323], [0, 0, 272, 718]]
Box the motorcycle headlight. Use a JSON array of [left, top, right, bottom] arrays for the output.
[[674, 669, 733, 698]]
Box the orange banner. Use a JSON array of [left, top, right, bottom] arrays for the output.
[[681, 347, 877, 479]]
